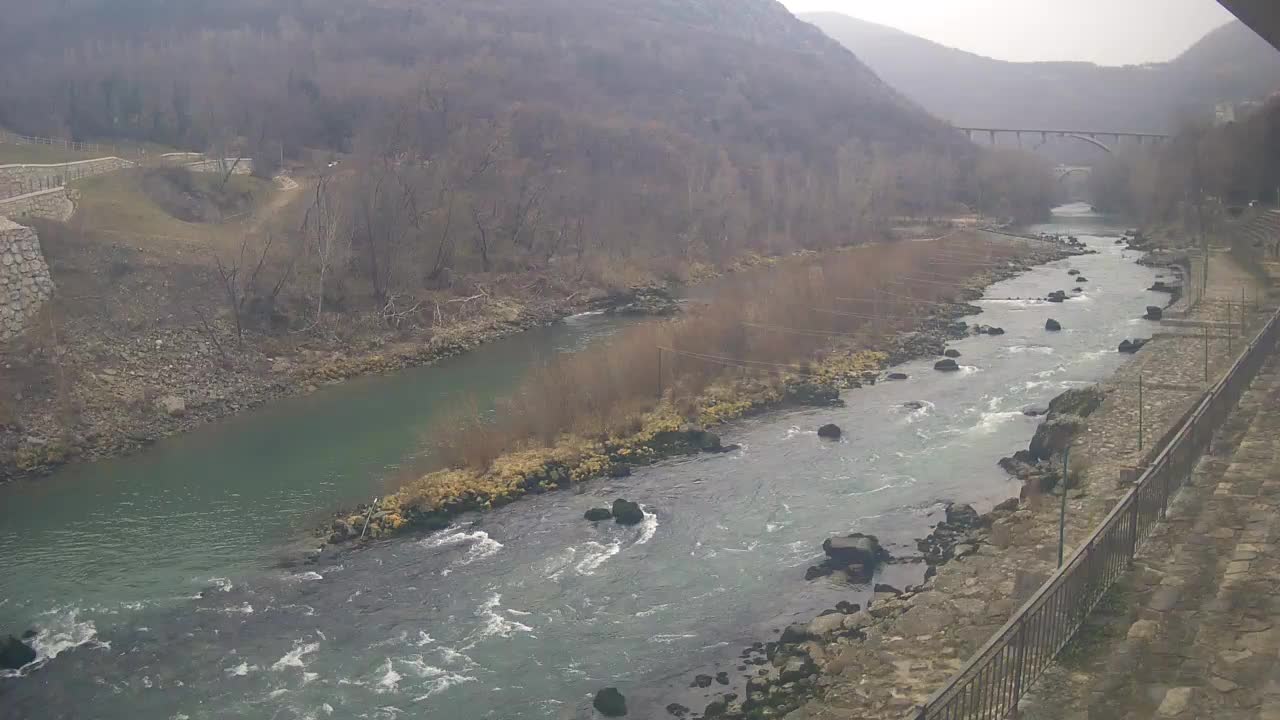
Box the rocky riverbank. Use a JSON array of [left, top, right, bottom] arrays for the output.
[[650, 238, 1254, 720], [0, 285, 684, 484], [319, 235, 1082, 548]]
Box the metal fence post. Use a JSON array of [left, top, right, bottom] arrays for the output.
[[1128, 496, 1139, 565]]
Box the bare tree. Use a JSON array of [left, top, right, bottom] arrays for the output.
[[302, 173, 350, 324], [213, 233, 275, 347]]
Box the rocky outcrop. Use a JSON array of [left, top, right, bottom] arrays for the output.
[[0, 634, 36, 670], [1144, 306, 1163, 321], [593, 687, 628, 717], [611, 499, 644, 526], [1119, 338, 1149, 354], [806, 533, 890, 582]]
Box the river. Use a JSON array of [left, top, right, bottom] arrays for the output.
[[0, 206, 1166, 719]]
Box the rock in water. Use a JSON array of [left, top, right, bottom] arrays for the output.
[[0, 635, 36, 670], [987, 327, 1006, 336], [822, 533, 889, 568], [593, 687, 628, 717], [945, 503, 980, 528], [1075, 277, 1089, 283], [944, 349, 961, 358], [611, 499, 644, 526], [1068, 269, 1080, 276], [817, 423, 842, 440], [584, 508, 613, 522], [1045, 319, 1062, 332], [934, 358, 960, 372], [902, 401, 926, 411], [1144, 306, 1163, 321], [887, 372, 909, 381], [1028, 415, 1084, 462]]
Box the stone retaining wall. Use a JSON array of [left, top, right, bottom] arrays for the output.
[[0, 157, 133, 200], [0, 217, 53, 342], [183, 158, 254, 175], [0, 187, 73, 222]]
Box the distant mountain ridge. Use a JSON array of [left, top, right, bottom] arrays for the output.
[[803, 13, 1280, 133]]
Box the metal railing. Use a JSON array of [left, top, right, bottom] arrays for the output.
[[913, 302, 1280, 720]]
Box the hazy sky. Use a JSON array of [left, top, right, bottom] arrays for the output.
[[780, 0, 1238, 66]]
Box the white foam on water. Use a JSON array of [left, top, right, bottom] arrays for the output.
[[464, 594, 534, 649], [635, 603, 671, 618], [289, 572, 324, 582], [225, 662, 260, 677], [419, 528, 504, 576], [542, 546, 578, 581], [0, 608, 106, 678], [973, 411, 1025, 435], [636, 508, 659, 545], [204, 577, 234, 593], [506, 608, 532, 617], [414, 632, 435, 647], [901, 400, 935, 424], [574, 541, 622, 575], [271, 640, 320, 672], [848, 474, 916, 497], [411, 671, 477, 702], [375, 660, 403, 693], [649, 633, 697, 644], [959, 365, 982, 376], [1007, 345, 1055, 355]]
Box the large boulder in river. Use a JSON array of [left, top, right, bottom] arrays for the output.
[[944, 349, 962, 358], [1046, 386, 1106, 418], [1045, 319, 1062, 332], [1029, 415, 1084, 462], [1144, 306, 1163, 321], [887, 372, 909, 381], [817, 424, 842, 440], [822, 533, 890, 581], [934, 358, 960, 372], [593, 687, 628, 717], [1046, 291, 1067, 303], [1119, 338, 1149, 354], [611, 499, 645, 526], [0, 635, 36, 670], [585, 508, 613, 522], [1068, 269, 1080, 276]]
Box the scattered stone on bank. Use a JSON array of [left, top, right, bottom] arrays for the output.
[[975, 325, 1006, 336], [784, 381, 842, 407], [1145, 305, 1164, 321], [692, 674, 714, 688], [1075, 276, 1089, 283], [1045, 318, 1062, 331], [593, 687, 628, 717], [934, 358, 960, 372], [817, 423, 842, 440], [1029, 415, 1084, 462], [0, 634, 36, 670], [666, 703, 690, 717], [156, 395, 187, 418], [886, 372, 909, 381], [611, 499, 644, 526], [943, 349, 961, 358], [603, 286, 679, 316], [584, 508, 613, 522]]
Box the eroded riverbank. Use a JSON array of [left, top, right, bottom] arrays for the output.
[[0, 207, 1181, 720]]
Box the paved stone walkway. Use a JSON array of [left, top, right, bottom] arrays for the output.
[[1021, 352, 1280, 720]]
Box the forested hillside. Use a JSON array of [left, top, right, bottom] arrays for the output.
[[0, 0, 1055, 281], [805, 13, 1280, 133]]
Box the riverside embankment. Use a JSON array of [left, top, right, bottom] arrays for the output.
[[788, 243, 1269, 720], [0, 206, 1180, 720]]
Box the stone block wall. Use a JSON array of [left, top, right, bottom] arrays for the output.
[[184, 158, 255, 176], [0, 217, 54, 342], [0, 157, 134, 199], [0, 187, 73, 222]]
